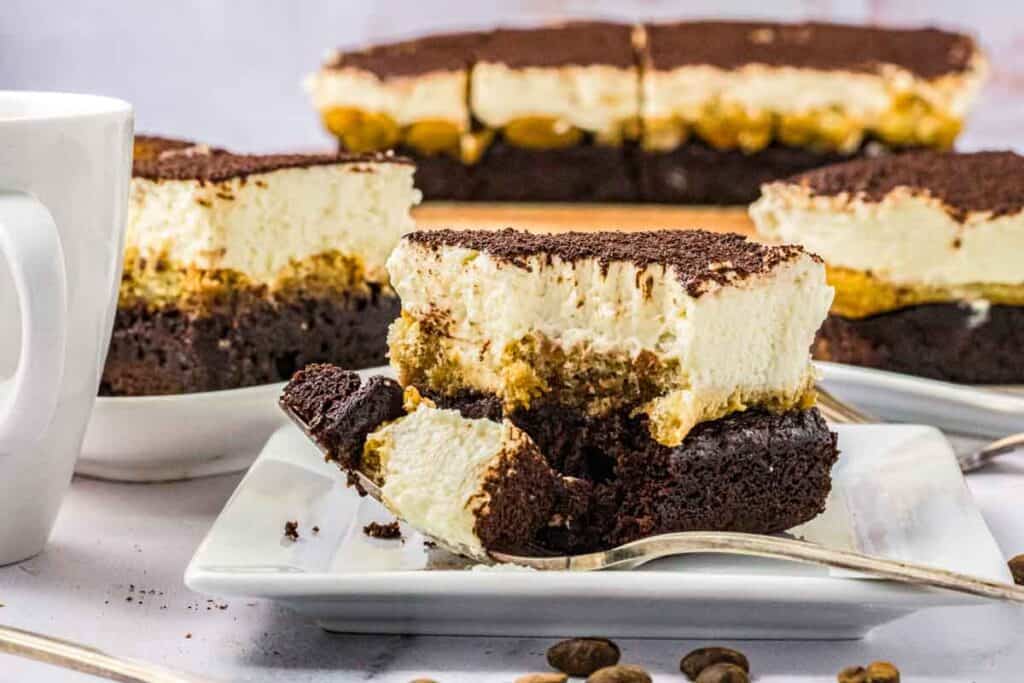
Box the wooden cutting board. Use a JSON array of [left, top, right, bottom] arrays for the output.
[[413, 202, 755, 236]]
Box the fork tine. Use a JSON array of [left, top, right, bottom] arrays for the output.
[[815, 386, 876, 424], [279, 399, 387, 501]]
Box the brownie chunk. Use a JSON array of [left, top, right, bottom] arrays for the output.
[[815, 304, 1024, 384], [282, 365, 404, 467]]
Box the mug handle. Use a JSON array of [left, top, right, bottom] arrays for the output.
[[0, 191, 67, 452]]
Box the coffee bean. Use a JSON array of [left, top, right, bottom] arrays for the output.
[[866, 661, 900, 682], [586, 664, 652, 683], [837, 665, 867, 683], [1009, 554, 1024, 585], [515, 674, 568, 683], [695, 662, 749, 683], [680, 646, 750, 680], [547, 637, 621, 676]]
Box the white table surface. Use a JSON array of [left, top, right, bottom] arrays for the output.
[[1, 442, 1023, 682]]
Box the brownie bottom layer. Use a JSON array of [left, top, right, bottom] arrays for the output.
[[435, 392, 839, 553], [101, 288, 399, 396], [815, 303, 1024, 384], [396, 140, 879, 204], [637, 141, 862, 205]]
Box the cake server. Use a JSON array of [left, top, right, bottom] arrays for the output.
[[281, 399, 1024, 603], [816, 387, 1024, 472], [0, 624, 216, 682]]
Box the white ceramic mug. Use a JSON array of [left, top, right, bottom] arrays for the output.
[[0, 91, 132, 565]]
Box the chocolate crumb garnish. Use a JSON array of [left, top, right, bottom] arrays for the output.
[[363, 520, 403, 540], [1009, 554, 1024, 585], [477, 22, 635, 69], [133, 150, 411, 183], [788, 151, 1024, 222], [325, 30, 486, 78], [283, 520, 300, 541], [312, 526, 321, 534], [346, 470, 368, 496], [325, 21, 976, 80], [647, 21, 976, 78], [405, 228, 809, 297]]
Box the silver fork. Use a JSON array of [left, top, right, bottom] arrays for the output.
[[281, 400, 1024, 604], [815, 387, 1024, 473], [490, 533, 1024, 603]]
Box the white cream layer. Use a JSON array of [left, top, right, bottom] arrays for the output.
[[307, 68, 470, 131], [642, 59, 986, 148], [471, 62, 639, 138], [128, 161, 421, 285], [369, 406, 530, 555], [387, 238, 832, 445], [751, 184, 1024, 287]]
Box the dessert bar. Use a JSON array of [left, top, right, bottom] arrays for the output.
[[102, 139, 420, 395], [752, 150, 1024, 383], [307, 21, 986, 204]]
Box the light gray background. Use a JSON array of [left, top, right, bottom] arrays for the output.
[[2, 0, 1022, 152]]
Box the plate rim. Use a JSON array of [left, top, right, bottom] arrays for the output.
[[93, 365, 395, 406], [815, 360, 1024, 411], [94, 380, 288, 406]]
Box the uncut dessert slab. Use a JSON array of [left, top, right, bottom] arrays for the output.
[[185, 413, 1010, 639]]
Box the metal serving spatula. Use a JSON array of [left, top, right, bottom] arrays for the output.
[[280, 396, 1024, 603]]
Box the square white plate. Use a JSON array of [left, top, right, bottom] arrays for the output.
[[817, 361, 1024, 438], [185, 422, 1010, 639]]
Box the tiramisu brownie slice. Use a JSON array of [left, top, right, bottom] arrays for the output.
[[751, 150, 1024, 383], [306, 31, 486, 199], [639, 21, 986, 203], [101, 143, 420, 395], [467, 22, 640, 201], [282, 229, 838, 555]]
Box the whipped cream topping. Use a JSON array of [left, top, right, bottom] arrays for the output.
[[644, 59, 985, 119], [751, 183, 1024, 288], [471, 62, 638, 137], [307, 68, 470, 130], [127, 161, 421, 285]]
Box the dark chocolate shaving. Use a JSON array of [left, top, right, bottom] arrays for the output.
[[133, 151, 411, 182], [645, 21, 977, 78], [787, 150, 1024, 221], [404, 228, 810, 297]]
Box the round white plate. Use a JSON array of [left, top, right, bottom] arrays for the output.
[[78, 366, 392, 483]]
